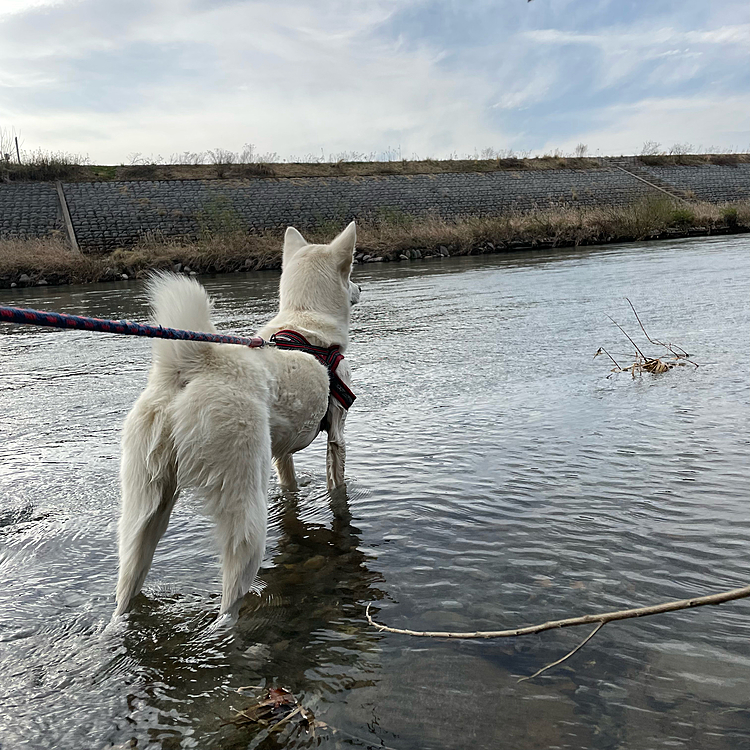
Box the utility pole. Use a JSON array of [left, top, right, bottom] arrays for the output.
[[14, 136, 20, 164]]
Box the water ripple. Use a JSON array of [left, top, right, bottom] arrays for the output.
[[1, 236, 750, 748]]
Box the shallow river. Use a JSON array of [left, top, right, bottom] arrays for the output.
[[1, 235, 749, 749]]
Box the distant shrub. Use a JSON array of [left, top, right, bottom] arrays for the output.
[[197, 195, 245, 236], [170, 151, 208, 165], [722, 206, 739, 227], [641, 141, 662, 156], [5, 149, 88, 181], [208, 148, 235, 166], [670, 207, 696, 226], [669, 143, 695, 156]]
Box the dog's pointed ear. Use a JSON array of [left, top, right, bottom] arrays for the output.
[[283, 226, 308, 261], [330, 221, 356, 275]]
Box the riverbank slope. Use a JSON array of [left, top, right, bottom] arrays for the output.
[[1, 197, 747, 289]]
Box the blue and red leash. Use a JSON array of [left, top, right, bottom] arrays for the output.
[[0, 305, 267, 348], [0, 305, 356, 407]]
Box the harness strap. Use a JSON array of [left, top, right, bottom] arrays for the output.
[[270, 329, 356, 409]]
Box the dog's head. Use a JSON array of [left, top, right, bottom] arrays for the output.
[[278, 222, 359, 318]]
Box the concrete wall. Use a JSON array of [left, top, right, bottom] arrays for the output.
[[1, 161, 747, 251]]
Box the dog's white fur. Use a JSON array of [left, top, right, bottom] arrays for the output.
[[115, 222, 358, 621]]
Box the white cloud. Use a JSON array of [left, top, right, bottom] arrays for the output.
[[516, 21, 749, 104], [0, 1, 748, 161], [0, 1, 504, 161], [547, 95, 750, 156], [524, 24, 750, 50], [0, 0, 63, 17]]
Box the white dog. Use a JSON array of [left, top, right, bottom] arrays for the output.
[[114, 222, 359, 621]]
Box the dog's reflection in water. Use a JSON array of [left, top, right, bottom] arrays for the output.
[[235, 485, 385, 688], [115, 485, 384, 746]]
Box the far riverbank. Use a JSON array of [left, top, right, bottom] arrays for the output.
[[1, 197, 748, 290]]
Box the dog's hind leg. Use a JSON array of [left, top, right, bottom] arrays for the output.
[[115, 397, 178, 616], [173, 394, 272, 620], [211, 443, 271, 618], [274, 454, 297, 491]]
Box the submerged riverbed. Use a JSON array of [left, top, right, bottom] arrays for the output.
[[1, 235, 749, 749]]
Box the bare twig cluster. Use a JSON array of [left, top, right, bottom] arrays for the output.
[[595, 298, 698, 376], [228, 686, 315, 737], [227, 685, 396, 747]]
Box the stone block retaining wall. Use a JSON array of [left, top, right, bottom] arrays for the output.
[[0, 182, 61, 239], [62, 169, 656, 251], [639, 164, 750, 203], [1, 161, 747, 251]]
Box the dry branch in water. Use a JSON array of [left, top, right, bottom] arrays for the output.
[[227, 686, 316, 737], [226, 685, 398, 747], [595, 298, 698, 376], [366, 585, 750, 679]]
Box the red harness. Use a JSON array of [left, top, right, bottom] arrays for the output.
[[269, 329, 356, 409]]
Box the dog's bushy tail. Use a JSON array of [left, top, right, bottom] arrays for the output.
[[148, 272, 218, 378]]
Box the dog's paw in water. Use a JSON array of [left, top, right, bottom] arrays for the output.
[[207, 611, 237, 632]]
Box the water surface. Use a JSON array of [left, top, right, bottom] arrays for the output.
[[1, 235, 749, 749]]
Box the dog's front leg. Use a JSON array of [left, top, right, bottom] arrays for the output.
[[326, 401, 347, 490], [274, 455, 297, 491], [326, 361, 351, 491]]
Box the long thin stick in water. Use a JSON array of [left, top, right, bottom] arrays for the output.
[[365, 584, 750, 639]]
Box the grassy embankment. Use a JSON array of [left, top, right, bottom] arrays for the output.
[[1, 197, 748, 289], [2, 152, 748, 182], [2, 154, 599, 181]]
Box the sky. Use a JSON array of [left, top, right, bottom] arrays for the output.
[[1, 0, 748, 164]]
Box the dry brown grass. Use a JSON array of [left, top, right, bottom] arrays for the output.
[[1, 198, 748, 288], [142, 155, 602, 180], [6, 156, 606, 183], [4, 152, 748, 184], [351, 198, 750, 258], [109, 232, 283, 275], [0, 235, 102, 284], [0, 231, 284, 287], [637, 153, 750, 167]]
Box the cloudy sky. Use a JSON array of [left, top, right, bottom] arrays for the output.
[[1, 0, 748, 164]]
